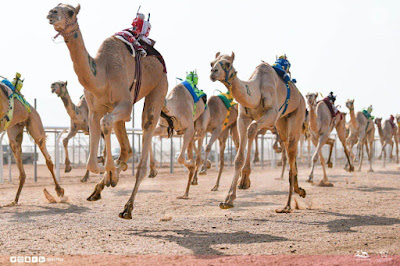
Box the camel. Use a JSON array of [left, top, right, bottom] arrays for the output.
[[375, 117, 398, 167], [48, 4, 172, 219], [196, 94, 239, 191], [344, 99, 375, 172], [50, 81, 103, 182], [305, 93, 353, 186], [0, 83, 65, 205], [153, 82, 208, 199], [210, 52, 306, 213]]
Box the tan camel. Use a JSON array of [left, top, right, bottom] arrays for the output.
[[344, 99, 375, 172], [48, 4, 171, 219], [197, 95, 239, 191], [375, 117, 398, 167], [0, 83, 65, 206], [154, 82, 208, 199], [51, 81, 97, 182], [210, 52, 306, 213], [305, 93, 353, 186]]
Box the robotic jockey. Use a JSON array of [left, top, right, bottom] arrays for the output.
[[272, 54, 292, 84], [131, 12, 152, 46]]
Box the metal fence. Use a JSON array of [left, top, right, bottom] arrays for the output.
[[0, 126, 391, 184]]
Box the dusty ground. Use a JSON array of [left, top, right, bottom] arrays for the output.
[[0, 162, 399, 264]]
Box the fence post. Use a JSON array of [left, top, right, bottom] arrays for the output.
[[170, 136, 173, 173], [34, 99, 38, 182], [131, 105, 135, 176], [160, 137, 163, 168], [261, 135, 264, 169]]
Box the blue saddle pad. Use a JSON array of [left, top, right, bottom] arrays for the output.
[[182, 81, 206, 104], [1, 79, 15, 92]]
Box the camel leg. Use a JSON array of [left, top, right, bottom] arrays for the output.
[[240, 110, 277, 189], [219, 114, 251, 209], [177, 126, 195, 168], [119, 83, 166, 219], [253, 135, 260, 163], [4, 125, 25, 206], [382, 142, 387, 168], [200, 126, 222, 175], [395, 137, 399, 164], [326, 139, 334, 168], [275, 145, 287, 180], [86, 110, 105, 174], [308, 133, 330, 183], [63, 128, 77, 174], [276, 111, 306, 213], [177, 138, 196, 199], [192, 130, 206, 185], [211, 129, 229, 191], [336, 120, 354, 172], [26, 111, 64, 199], [113, 121, 133, 173], [100, 101, 132, 187], [317, 150, 333, 187], [299, 134, 304, 162], [148, 143, 158, 178]]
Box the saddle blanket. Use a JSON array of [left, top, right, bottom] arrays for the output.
[[182, 81, 207, 105], [217, 93, 237, 110]]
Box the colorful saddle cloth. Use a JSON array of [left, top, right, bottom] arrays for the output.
[[181, 81, 207, 116], [0, 82, 31, 130], [217, 92, 237, 111], [362, 110, 374, 120], [218, 92, 237, 131]]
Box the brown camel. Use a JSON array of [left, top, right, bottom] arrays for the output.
[[305, 93, 353, 186], [375, 117, 398, 167], [210, 52, 306, 213], [154, 82, 208, 199], [48, 4, 171, 219], [0, 83, 65, 206], [197, 94, 239, 191], [344, 99, 375, 172], [51, 81, 103, 182]]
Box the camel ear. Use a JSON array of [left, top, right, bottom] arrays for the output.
[[231, 52, 235, 62], [65, 81, 68, 86], [215, 52, 220, 59], [75, 4, 80, 15]]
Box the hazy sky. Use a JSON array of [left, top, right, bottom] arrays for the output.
[[0, 0, 399, 128]]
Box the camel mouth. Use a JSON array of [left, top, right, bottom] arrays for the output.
[[210, 76, 217, 82]]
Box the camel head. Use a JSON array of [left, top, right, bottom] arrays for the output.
[[305, 92, 318, 108], [51, 81, 68, 97], [47, 4, 80, 33], [210, 52, 236, 86], [374, 117, 382, 126], [345, 99, 354, 110], [396, 114, 400, 124]]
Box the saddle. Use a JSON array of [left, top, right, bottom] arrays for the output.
[[321, 97, 340, 118], [218, 93, 237, 131], [181, 81, 207, 116], [114, 30, 167, 104], [0, 83, 31, 130]]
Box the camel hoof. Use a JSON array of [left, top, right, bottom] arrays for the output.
[[3, 201, 18, 207], [219, 202, 234, 209], [348, 165, 355, 172], [253, 157, 260, 163], [238, 175, 251, 190], [367, 169, 374, 173], [177, 195, 189, 200], [199, 169, 207, 175], [306, 178, 313, 183], [191, 179, 198, 186], [81, 177, 88, 182], [275, 206, 292, 213], [297, 187, 306, 198], [317, 181, 334, 187], [118, 209, 132, 220], [275, 177, 284, 180], [87, 190, 101, 201], [211, 186, 219, 191], [57, 187, 65, 198], [277, 161, 283, 167], [206, 160, 211, 169], [148, 169, 158, 178], [65, 165, 72, 173], [327, 162, 333, 168]]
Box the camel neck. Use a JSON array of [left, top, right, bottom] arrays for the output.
[[377, 123, 383, 138], [229, 75, 260, 109], [348, 108, 358, 130], [308, 105, 318, 132], [60, 90, 79, 121], [65, 28, 100, 93]]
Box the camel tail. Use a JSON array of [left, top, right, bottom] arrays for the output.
[[160, 111, 175, 138]]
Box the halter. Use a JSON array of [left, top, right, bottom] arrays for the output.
[[53, 8, 79, 41], [56, 86, 68, 98], [219, 62, 237, 89]]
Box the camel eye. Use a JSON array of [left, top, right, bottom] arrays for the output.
[[68, 10, 74, 17], [225, 62, 231, 68]]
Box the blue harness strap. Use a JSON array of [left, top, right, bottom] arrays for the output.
[[182, 81, 200, 103], [278, 83, 291, 117]]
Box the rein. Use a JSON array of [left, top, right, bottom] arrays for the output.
[[53, 9, 79, 41], [219, 62, 236, 89]]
